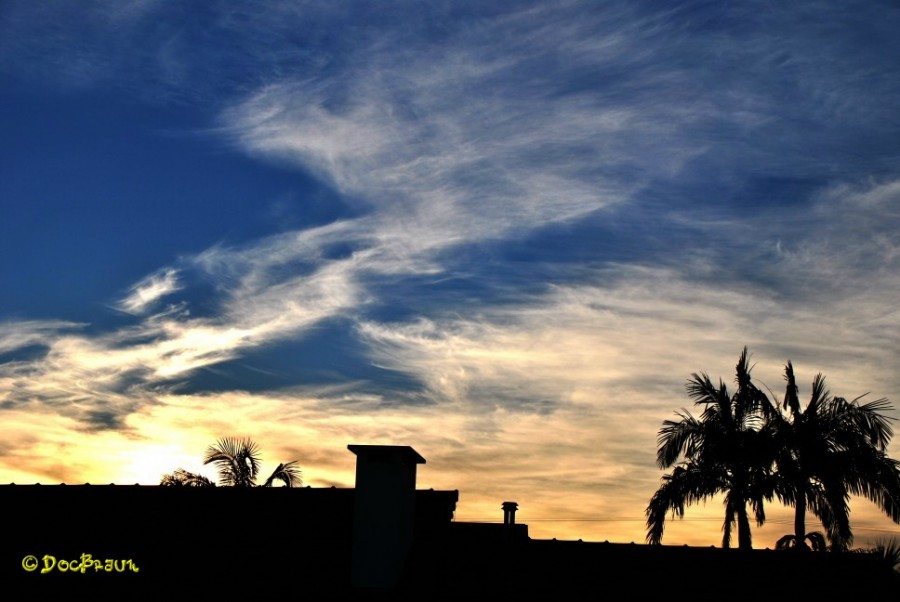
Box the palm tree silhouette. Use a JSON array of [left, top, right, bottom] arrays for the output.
[[775, 531, 828, 551], [764, 362, 900, 551], [647, 349, 900, 551], [160, 437, 302, 488], [646, 348, 774, 549]]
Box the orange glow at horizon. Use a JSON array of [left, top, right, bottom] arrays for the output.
[[2, 389, 896, 551]]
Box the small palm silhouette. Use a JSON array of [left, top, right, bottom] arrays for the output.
[[161, 437, 302, 487]]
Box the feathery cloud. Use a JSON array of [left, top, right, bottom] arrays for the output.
[[118, 268, 182, 315]]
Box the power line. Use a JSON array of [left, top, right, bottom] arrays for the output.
[[453, 517, 898, 534], [454, 516, 768, 523]]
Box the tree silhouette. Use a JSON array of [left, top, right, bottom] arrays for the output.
[[160, 468, 215, 487], [855, 538, 900, 578], [647, 348, 900, 552], [160, 437, 302, 488], [775, 531, 827, 552], [764, 362, 900, 551], [646, 348, 774, 549]]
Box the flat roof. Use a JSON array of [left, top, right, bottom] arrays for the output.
[[348, 444, 426, 464]]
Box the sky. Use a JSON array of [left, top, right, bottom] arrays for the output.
[[2, 1, 899, 549]]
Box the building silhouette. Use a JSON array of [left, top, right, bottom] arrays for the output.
[[3, 444, 897, 599]]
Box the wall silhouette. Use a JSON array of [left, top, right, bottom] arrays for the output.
[[3, 444, 897, 600]]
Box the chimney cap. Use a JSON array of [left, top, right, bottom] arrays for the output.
[[348, 444, 426, 464]]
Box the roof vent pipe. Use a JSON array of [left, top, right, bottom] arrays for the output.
[[502, 501, 518, 525]]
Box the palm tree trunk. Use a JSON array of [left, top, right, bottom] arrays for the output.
[[737, 504, 752, 550], [794, 494, 807, 550]]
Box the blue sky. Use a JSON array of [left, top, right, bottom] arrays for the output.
[[2, 1, 899, 547]]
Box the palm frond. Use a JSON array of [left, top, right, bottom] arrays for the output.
[[750, 494, 768, 527], [656, 410, 704, 468], [686, 373, 729, 410], [733, 346, 763, 424], [842, 447, 900, 523], [817, 476, 852, 551], [806, 531, 828, 552], [863, 538, 900, 573], [775, 534, 796, 550], [806, 373, 831, 418], [262, 461, 303, 487], [773, 531, 827, 551], [645, 462, 723, 545], [721, 502, 734, 549], [782, 361, 800, 415], [847, 394, 895, 450], [204, 437, 262, 487]]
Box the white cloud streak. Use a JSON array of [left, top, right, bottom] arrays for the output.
[[1, 2, 899, 547], [117, 268, 182, 314], [0, 320, 84, 355], [3, 1, 898, 437]]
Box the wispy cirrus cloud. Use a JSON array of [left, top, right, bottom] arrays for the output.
[[2, 2, 898, 426], [4, 1, 899, 427], [0, 320, 84, 356], [1, 2, 899, 547], [117, 268, 182, 314]]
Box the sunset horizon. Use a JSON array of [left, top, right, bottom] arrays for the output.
[[2, 1, 899, 554]]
